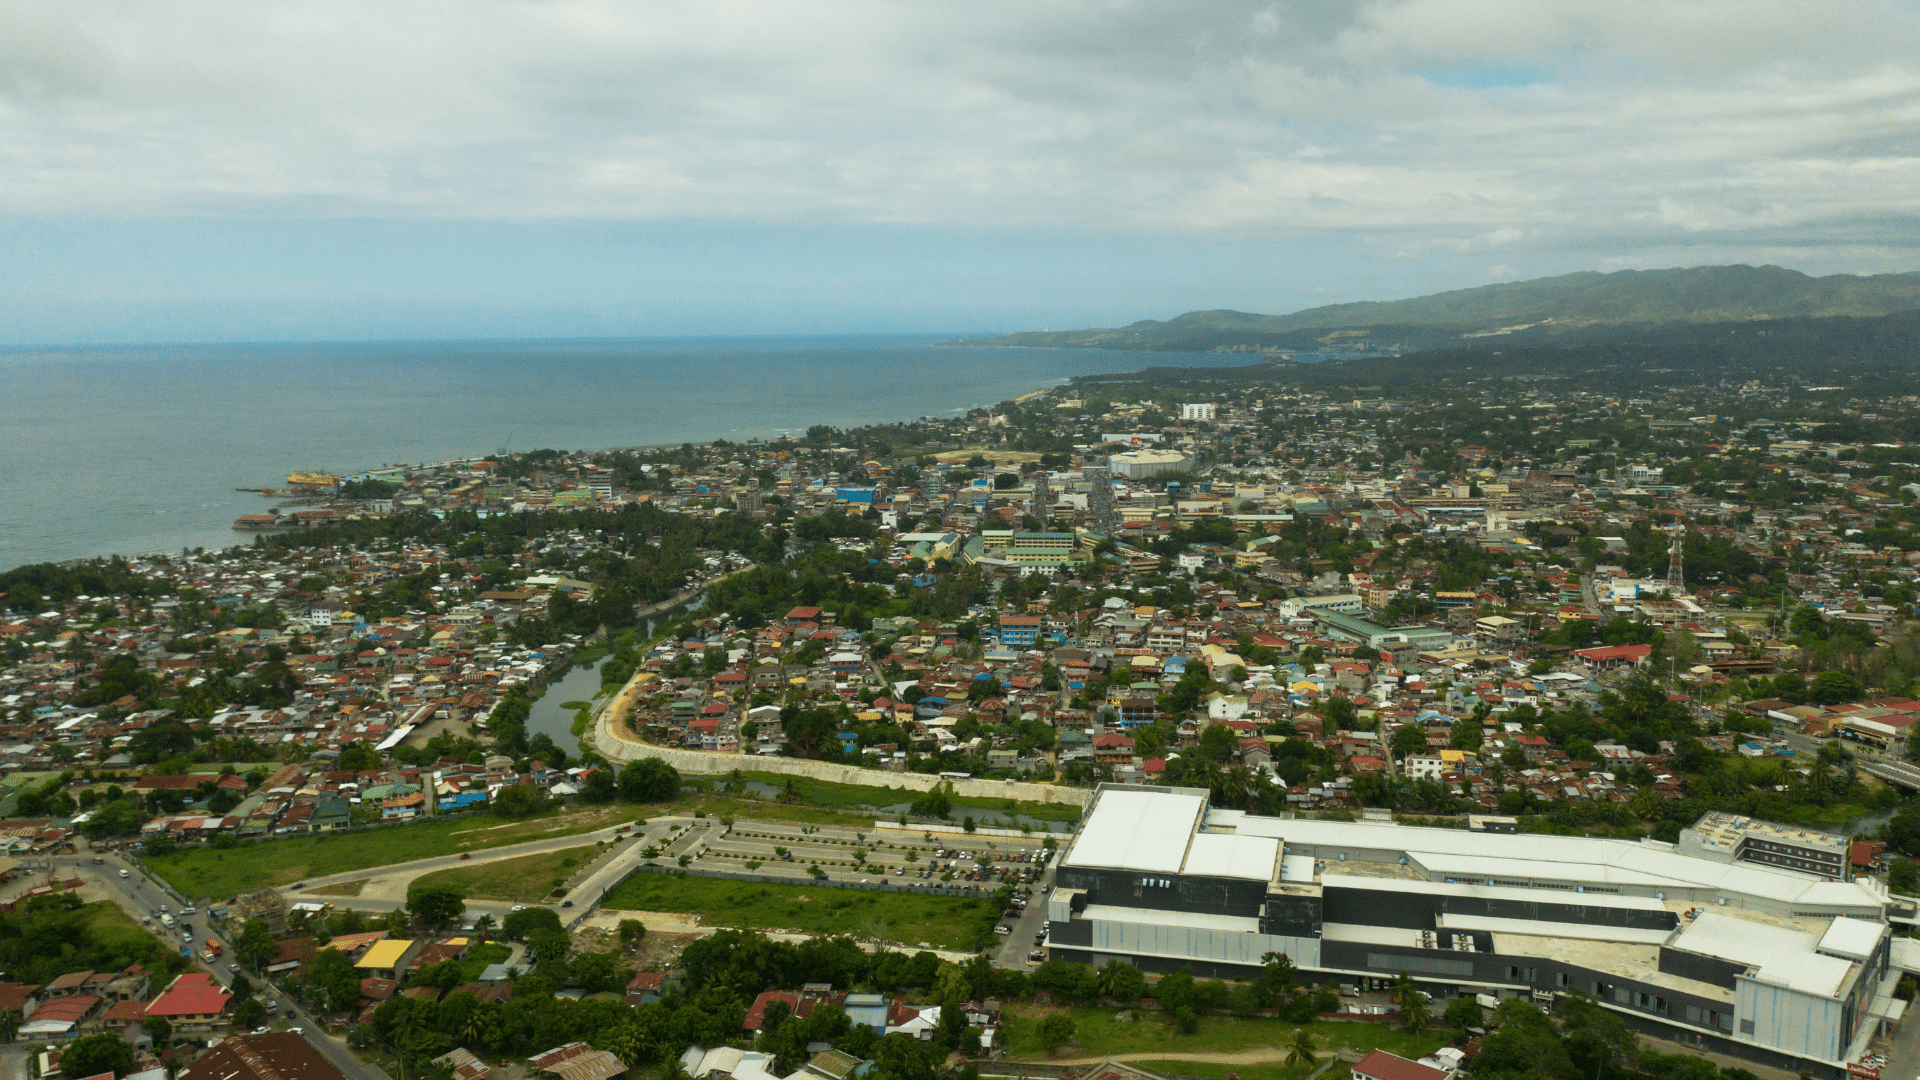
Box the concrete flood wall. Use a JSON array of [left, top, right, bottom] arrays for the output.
[[592, 719, 1090, 810]]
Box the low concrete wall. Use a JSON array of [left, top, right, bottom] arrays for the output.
[[593, 625, 1090, 812], [872, 820, 1060, 840], [592, 718, 1089, 810]]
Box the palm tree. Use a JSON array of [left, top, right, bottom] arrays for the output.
[[457, 1007, 488, 1050], [1394, 971, 1428, 1033], [601, 1022, 646, 1067], [472, 914, 495, 943], [1224, 765, 1256, 810], [1286, 1028, 1316, 1069]]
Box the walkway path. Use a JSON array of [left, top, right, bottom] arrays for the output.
[[1043, 1048, 1301, 1065], [286, 817, 688, 906], [572, 907, 977, 963]]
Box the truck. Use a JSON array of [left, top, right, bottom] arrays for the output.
[[206, 939, 222, 957], [118, 869, 129, 878], [160, 914, 174, 929]]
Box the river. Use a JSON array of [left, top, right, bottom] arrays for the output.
[[525, 658, 603, 762]]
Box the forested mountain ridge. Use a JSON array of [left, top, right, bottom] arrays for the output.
[[947, 264, 1920, 353]]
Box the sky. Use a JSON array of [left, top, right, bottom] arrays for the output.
[[3, 0, 1919, 343]]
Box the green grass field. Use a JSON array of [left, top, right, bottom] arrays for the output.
[[84, 899, 167, 956], [452, 942, 512, 983], [713, 771, 1082, 825], [144, 804, 649, 900], [410, 845, 600, 903], [669, 792, 878, 829], [1000, 1007, 1450, 1064], [599, 871, 998, 950], [1128, 1063, 1302, 1080]]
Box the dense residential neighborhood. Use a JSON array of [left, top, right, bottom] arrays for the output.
[[11, 371, 1920, 1080]]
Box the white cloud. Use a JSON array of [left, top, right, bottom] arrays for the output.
[[0, 0, 1916, 268]]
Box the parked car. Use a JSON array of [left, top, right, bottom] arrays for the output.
[[459, 853, 471, 860], [994, 924, 1011, 936]]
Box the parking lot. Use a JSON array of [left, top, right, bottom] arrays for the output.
[[675, 814, 1052, 891], [692, 819, 1052, 893]]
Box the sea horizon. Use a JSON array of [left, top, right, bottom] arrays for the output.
[[2, 333, 1254, 568]]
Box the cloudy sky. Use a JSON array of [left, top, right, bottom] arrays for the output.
[[3, 0, 1918, 342]]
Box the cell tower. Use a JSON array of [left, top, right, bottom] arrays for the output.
[[1666, 530, 1685, 593]]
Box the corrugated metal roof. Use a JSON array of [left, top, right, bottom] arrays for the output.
[[542, 1052, 626, 1080]]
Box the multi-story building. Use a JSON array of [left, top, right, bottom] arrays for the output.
[[1006, 532, 1075, 569], [1108, 449, 1195, 480], [1681, 811, 1851, 881], [1279, 593, 1363, 616], [998, 615, 1042, 648], [1044, 785, 1902, 1079]]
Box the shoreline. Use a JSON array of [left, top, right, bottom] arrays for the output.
[[10, 376, 1087, 572]]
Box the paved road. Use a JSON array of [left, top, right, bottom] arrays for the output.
[[0, 1046, 30, 1080], [1769, 727, 1920, 792], [288, 817, 693, 926], [563, 821, 716, 927], [1878, 985, 1920, 1080], [992, 854, 1055, 970], [59, 852, 391, 1080], [282, 819, 663, 896], [1861, 757, 1920, 791]]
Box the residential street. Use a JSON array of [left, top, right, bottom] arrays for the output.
[[49, 853, 391, 1080]]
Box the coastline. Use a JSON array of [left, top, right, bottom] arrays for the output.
[[8, 374, 1081, 572]]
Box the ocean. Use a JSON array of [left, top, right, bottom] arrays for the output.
[[1, 335, 1250, 568]]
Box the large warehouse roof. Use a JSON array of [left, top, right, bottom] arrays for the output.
[[1063, 788, 1206, 875], [1210, 810, 1885, 911], [1181, 832, 1280, 881], [1672, 912, 1860, 998]]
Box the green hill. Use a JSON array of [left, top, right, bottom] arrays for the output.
[[946, 264, 1920, 352]]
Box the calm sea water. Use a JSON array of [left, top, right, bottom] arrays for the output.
[[1, 335, 1249, 568]]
